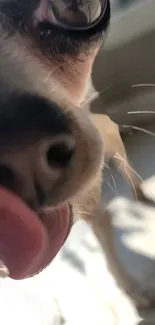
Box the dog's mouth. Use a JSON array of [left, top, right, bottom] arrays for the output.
[[0, 187, 73, 280]]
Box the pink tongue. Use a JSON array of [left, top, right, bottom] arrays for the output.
[[0, 187, 71, 280]]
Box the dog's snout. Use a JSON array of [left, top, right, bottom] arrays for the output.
[[0, 94, 77, 202], [0, 92, 103, 208]]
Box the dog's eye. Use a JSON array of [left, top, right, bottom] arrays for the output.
[[42, 0, 108, 30]]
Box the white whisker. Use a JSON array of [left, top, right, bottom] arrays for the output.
[[114, 153, 137, 200], [105, 174, 118, 198], [81, 85, 113, 108], [106, 181, 118, 197], [128, 111, 155, 115], [122, 125, 155, 137], [103, 162, 111, 169], [125, 167, 138, 200], [43, 64, 63, 83], [114, 153, 143, 182], [111, 175, 117, 193], [114, 153, 142, 199], [132, 83, 155, 88]]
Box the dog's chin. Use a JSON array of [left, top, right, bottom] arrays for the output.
[[0, 187, 73, 280]]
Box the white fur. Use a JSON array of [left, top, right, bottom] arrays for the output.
[[0, 220, 139, 325]]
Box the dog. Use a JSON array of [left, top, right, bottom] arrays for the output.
[[0, 0, 154, 310]]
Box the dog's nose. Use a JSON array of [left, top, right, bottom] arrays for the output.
[[0, 94, 76, 200], [0, 135, 75, 206]]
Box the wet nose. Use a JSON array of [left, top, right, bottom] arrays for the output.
[[0, 94, 75, 196], [0, 134, 75, 204]]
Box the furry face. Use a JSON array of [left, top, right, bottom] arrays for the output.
[[0, 0, 110, 279]]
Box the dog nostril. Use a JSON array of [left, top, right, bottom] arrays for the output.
[[0, 165, 15, 189], [46, 141, 74, 168]]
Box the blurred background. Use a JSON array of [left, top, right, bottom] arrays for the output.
[[111, 0, 146, 13]]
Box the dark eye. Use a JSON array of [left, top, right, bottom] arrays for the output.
[[44, 0, 108, 30]]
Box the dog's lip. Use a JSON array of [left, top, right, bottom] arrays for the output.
[[0, 187, 73, 280]]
